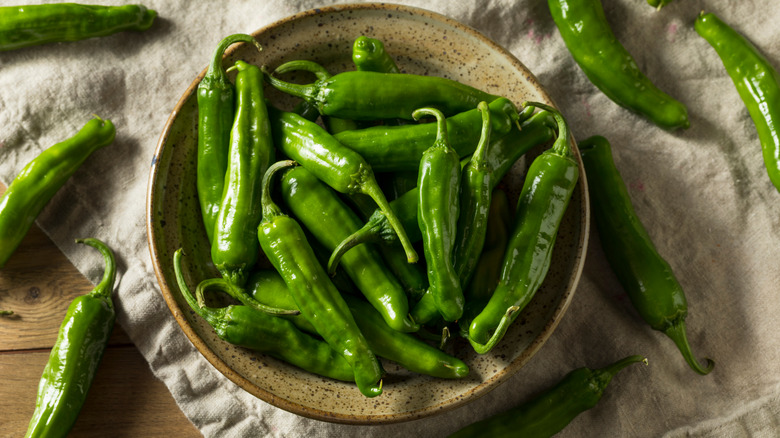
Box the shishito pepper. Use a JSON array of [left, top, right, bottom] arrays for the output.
[[210, 60, 274, 287], [0, 3, 156, 52], [695, 12, 780, 193], [257, 160, 384, 397], [448, 355, 646, 438], [265, 61, 502, 121], [0, 116, 115, 271], [173, 250, 354, 382], [197, 34, 262, 243], [25, 238, 117, 438], [468, 102, 579, 354], [547, 0, 689, 130], [579, 135, 713, 375]]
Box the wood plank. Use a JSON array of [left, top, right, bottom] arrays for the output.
[[0, 182, 132, 350], [0, 345, 200, 436]]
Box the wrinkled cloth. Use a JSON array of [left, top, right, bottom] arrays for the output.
[[1, 0, 779, 436]]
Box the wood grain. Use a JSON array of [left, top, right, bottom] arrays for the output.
[[0, 182, 200, 437]]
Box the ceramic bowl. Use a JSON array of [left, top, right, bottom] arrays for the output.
[[147, 3, 589, 425]]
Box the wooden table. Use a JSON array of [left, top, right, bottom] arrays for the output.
[[0, 185, 200, 437]]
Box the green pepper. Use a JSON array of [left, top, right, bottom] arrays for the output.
[[333, 97, 520, 172], [547, 0, 689, 130], [25, 238, 117, 438], [695, 12, 780, 193], [352, 36, 401, 74], [579, 135, 714, 375], [257, 160, 383, 397], [457, 189, 512, 338], [448, 355, 646, 438], [265, 63, 503, 121], [415, 107, 464, 322], [0, 3, 156, 52], [247, 270, 468, 379], [197, 34, 262, 243], [268, 105, 418, 264], [453, 101, 494, 287], [468, 102, 579, 354], [329, 109, 554, 270], [210, 60, 274, 287], [279, 165, 417, 332], [0, 116, 115, 271], [173, 250, 354, 382]]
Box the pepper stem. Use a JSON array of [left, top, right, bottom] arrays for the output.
[[206, 34, 262, 82], [467, 101, 493, 172], [273, 60, 332, 80], [468, 305, 520, 354], [76, 238, 116, 300], [173, 248, 219, 326], [327, 228, 380, 275], [413, 107, 449, 148], [264, 67, 319, 102], [196, 277, 300, 316], [261, 160, 298, 221], [600, 355, 648, 377], [522, 101, 571, 157], [359, 175, 419, 264], [664, 317, 714, 375]]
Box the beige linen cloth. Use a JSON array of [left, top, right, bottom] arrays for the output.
[[1, 0, 779, 436]]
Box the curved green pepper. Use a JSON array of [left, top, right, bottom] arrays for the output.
[[0, 116, 115, 271], [547, 0, 689, 130], [0, 3, 155, 52], [280, 165, 417, 332], [257, 160, 383, 398], [333, 97, 520, 172], [468, 102, 579, 354], [449, 355, 646, 438], [197, 34, 262, 243], [268, 105, 418, 264], [25, 238, 117, 438], [210, 60, 274, 287], [695, 12, 780, 193], [416, 107, 464, 322], [266, 63, 502, 121], [173, 250, 354, 382], [579, 135, 714, 375]]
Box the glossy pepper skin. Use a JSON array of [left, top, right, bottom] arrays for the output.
[[247, 270, 468, 379], [211, 60, 274, 287], [0, 3, 155, 52], [280, 165, 417, 332], [268, 105, 418, 264], [328, 109, 554, 268], [25, 238, 117, 438], [453, 101, 494, 288], [579, 135, 714, 375], [333, 97, 520, 172], [0, 116, 115, 270], [266, 63, 501, 121], [173, 250, 353, 382], [458, 189, 512, 338], [469, 102, 579, 354], [548, 0, 689, 131], [352, 36, 401, 74], [695, 12, 780, 193], [416, 107, 464, 322], [197, 34, 262, 243], [257, 160, 383, 398], [448, 355, 646, 438]]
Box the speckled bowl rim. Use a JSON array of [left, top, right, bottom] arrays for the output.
[[147, 2, 590, 425]]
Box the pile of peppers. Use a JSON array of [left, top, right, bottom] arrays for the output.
[[182, 33, 585, 399]]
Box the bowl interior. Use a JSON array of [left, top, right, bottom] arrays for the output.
[[147, 3, 588, 425]]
